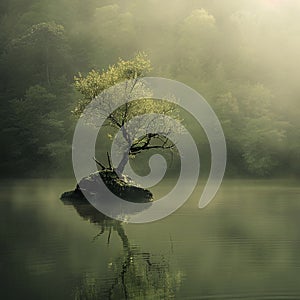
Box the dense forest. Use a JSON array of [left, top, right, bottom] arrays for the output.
[[0, 0, 299, 177]]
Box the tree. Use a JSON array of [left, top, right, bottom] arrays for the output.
[[10, 22, 69, 87], [73, 52, 180, 175], [214, 83, 288, 176], [8, 85, 71, 174]]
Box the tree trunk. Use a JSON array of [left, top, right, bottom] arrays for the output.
[[117, 151, 129, 175], [116, 127, 131, 175]]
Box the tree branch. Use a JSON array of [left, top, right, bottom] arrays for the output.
[[130, 133, 175, 155], [93, 157, 105, 170]]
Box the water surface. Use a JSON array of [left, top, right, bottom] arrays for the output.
[[1, 179, 300, 299]]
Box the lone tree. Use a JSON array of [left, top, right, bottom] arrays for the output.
[[73, 52, 180, 175]]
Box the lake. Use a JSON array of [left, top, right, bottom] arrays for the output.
[[1, 179, 300, 299]]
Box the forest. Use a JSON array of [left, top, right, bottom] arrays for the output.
[[0, 0, 299, 178]]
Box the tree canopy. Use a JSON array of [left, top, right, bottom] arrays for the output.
[[0, 0, 299, 177], [73, 53, 180, 174]]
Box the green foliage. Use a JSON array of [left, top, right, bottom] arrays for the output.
[[73, 52, 152, 115], [73, 53, 180, 173], [0, 0, 299, 177], [12, 21, 65, 45], [10, 85, 59, 148], [241, 117, 287, 175], [4, 84, 73, 175]]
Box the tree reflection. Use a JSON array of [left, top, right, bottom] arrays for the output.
[[61, 199, 182, 299]]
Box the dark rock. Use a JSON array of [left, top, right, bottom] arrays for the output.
[[61, 169, 153, 203]]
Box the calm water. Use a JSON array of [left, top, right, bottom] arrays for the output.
[[1, 179, 300, 299]]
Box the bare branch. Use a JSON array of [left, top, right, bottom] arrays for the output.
[[93, 157, 106, 170], [130, 133, 176, 155]]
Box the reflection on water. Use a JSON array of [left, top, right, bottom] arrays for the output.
[[62, 200, 182, 299], [1, 179, 300, 299]]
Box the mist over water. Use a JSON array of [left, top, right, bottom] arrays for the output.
[[1, 179, 300, 299]]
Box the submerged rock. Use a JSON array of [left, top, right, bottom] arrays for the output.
[[61, 169, 153, 203]]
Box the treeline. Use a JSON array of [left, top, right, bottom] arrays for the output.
[[0, 0, 299, 177]]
